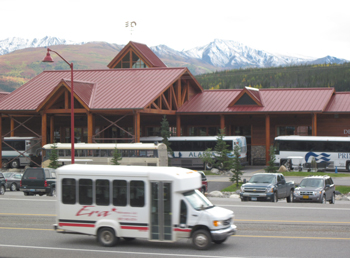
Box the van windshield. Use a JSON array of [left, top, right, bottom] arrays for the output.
[[183, 190, 214, 210]]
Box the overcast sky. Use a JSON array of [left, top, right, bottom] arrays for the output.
[[2, 0, 350, 60]]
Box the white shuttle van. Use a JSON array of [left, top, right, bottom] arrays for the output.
[[54, 164, 237, 250]]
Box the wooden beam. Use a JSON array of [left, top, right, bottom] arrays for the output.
[[151, 102, 160, 110], [265, 115, 270, 165], [65, 91, 69, 109], [181, 84, 188, 105], [177, 80, 181, 107], [161, 93, 171, 110], [140, 109, 176, 115], [10, 118, 15, 137], [44, 108, 87, 114], [312, 113, 317, 136], [42, 113, 47, 146], [134, 111, 140, 143], [50, 116, 54, 143], [176, 115, 181, 136], [220, 114, 225, 130], [168, 88, 172, 110], [170, 85, 178, 109], [88, 113, 93, 143]]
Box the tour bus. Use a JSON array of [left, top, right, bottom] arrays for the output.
[[140, 136, 247, 169], [274, 136, 350, 171], [2, 137, 41, 168], [54, 164, 237, 250], [41, 142, 168, 168]]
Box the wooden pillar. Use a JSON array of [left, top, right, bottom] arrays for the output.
[[220, 115, 225, 132], [42, 113, 47, 146], [10, 118, 15, 137], [87, 113, 93, 143], [134, 111, 140, 143], [265, 115, 270, 165], [176, 115, 181, 136], [65, 91, 69, 109], [312, 113, 317, 136], [50, 116, 54, 143], [177, 80, 181, 107]]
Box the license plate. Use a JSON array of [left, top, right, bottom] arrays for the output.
[[303, 195, 309, 199], [30, 189, 35, 192], [251, 197, 257, 201]]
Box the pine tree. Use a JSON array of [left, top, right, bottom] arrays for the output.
[[214, 128, 233, 171], [230, 145, 244, 187], [200, 148, 214, 172], [160, 115, 172, 155], [264, 146, 278, 173], [48, 142, 59, 169], [111, 147, 122, 165]]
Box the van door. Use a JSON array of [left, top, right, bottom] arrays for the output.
[[150, 182, 172, 241]]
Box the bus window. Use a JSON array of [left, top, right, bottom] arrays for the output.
[[113, 180, 127, 206], [58, 150, 64, 156], [79, 179, 93, 205], [96, 179, 110, 206], [86, 150, 93, 157], [77, 149, 86, 157], [62, 178, 76, 204], [129, 150, 136, 157], [130, 181, 144, 207], [93, 150, 100, 157], [66, 150, 71, 157], [100, 150, 107, 157]]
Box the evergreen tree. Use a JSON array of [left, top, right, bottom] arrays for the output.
[[230, 145, 244, 187], [111, 147, 122, 165], [264, 146, 278, 173], [214, 129, 233, 171], [160, 115, 172, 154], [48, 142, 59, 169], [200, 148, 214, 172]]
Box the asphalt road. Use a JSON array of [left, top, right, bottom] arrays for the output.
[[1, 191, 350, 258]]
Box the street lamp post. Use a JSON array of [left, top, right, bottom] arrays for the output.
[[42, 48, 75, 164]]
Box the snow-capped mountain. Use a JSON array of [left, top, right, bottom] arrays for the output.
[[306, 55, 348, 65], [0, 36, 85, 55], [153, 39, 313, 69]]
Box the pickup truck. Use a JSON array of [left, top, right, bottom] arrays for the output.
[[20, 167, 56, 196], [240, 173, 295, 202]]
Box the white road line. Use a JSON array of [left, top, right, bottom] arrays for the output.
[[220, 204, 350, 211], [0, 198, 55, 202], [0, 244, 246, 258]]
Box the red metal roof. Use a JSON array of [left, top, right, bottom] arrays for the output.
[[107, 41, 166, 68], [0, 68, 190, 111], [178, 88, 336, 113], [324, 92, 350, 112], [0, 92, 10, 103]]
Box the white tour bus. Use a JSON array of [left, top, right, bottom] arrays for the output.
[[41, 142, 168, 168], [274, 136, 350, 171], [140, 136, 247, 169], [54, 164, 237, 250], [2, 137, 41, 168]]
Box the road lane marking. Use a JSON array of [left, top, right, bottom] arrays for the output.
[[235, 219, 350, 224], [0, 198, 55, 201], [0, 227, 54, 231], [233, 235, 350, 240], [221, 205, 350, 211], [0, 213, 55, 216], [0, 244, 244, 258]]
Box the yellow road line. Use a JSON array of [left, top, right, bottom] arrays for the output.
[[235, 219, 350, 224], [233, 235, 350, 240]]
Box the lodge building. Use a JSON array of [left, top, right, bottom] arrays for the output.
[[0, 41, 349, 166]]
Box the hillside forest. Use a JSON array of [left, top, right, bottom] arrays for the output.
[[196, 63, 350, 91]]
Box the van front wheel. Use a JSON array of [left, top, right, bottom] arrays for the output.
[[192, 229, 211, 250], [97, 227, 118, 247]]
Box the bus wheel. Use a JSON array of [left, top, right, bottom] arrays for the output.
[[10, 159, 19, 168], [97, 227, 118, 247], [205, 162, 213, 170], [192, 229, 212, 250]]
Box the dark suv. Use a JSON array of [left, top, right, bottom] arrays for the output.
[[20, 167, 56, 196], [0, 172, 6, 195], [293, 175, 335, 204]]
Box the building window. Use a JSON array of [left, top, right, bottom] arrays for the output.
[[132, 53, 147, 68], [277, 126, 312, 136]]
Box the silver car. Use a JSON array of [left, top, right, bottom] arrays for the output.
[[293, 176, 335, 204], [3, 172, 22, 191]]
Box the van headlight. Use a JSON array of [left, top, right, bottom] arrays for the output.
[[240, 186, 245, 192], [213, 220, 223, 227]]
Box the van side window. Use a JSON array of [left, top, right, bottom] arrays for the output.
[[62, 178, 76, 204], [79, 179, 93, 205], [130, 181, 144, 207], [96, 179, 110, 206], [113, 180, 127, 206], [180, 200, 187, 224]]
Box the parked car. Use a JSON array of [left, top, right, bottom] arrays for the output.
[[195, 170, 208, 194], [3, 172, 22, 191], [20, 167, 56, 196], [240, 173, 295, 202], [0, 172, 6, 195], [293, 175, 335, 204]]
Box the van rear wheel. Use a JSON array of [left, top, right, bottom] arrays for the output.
[[10, 159, 19, 168], [97, 227, 118, 247], [192, 229, 211, 250]]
